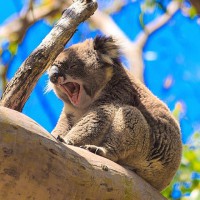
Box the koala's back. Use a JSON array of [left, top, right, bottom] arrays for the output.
[[98, 65, 182, 191]]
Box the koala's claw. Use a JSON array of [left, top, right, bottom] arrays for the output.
[[80, 145, 105, 156], [65, 139, 74, 145], [57, 135, 66, 143], [58, 136, 74, 145]]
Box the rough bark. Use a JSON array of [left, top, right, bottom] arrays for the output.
[[0, 106, 167, 200], [0, 0, 97, 111]]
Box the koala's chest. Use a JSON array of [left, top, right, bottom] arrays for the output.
[[64, 104, 86, 125]]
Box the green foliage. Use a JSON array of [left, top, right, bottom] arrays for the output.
[[162, 132, 200, 200], [139, 0, 167, 30], [141, 0, 167, 12], [188, 6, 197, 19], [8, 42, 18, 55]]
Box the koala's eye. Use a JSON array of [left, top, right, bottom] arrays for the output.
[[68, 65, 76, 69]]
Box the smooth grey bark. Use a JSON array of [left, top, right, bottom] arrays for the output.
[[0, 106, 167, 200]]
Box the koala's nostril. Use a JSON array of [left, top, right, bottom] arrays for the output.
[[50, 73, 60, 83]]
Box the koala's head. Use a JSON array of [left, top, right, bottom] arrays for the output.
[[48, 36, 120, 108]]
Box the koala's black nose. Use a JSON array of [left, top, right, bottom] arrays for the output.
[[50, 73, 60, 84], [49, 65, 63, 84]]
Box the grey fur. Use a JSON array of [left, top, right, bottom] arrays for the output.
[[48, 36, 182, 191]]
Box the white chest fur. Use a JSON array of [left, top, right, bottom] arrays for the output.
[[64, 103, 86, 125]]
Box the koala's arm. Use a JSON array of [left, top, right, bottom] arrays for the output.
[[63, 105, 115, 146], [51, 109, 72, 139]]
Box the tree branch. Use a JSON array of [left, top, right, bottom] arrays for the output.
[[135, 0, 181, 48], [89, 10, 145, 82], [89, 10, 131, 46], [0, 0, 97, 111], [0, 0, 71, 43], [90, 1, 181, 83], [0, 106, 167, 200]]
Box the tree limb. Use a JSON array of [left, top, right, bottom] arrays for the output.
[[0, 0, 97, 111], [90, 0, 181, 82], [89, 10, 131, 47], [0, 0, 72, 43], [135, 0, 181, 48], [89, 10, 145, 82], [0, 106, 167, 200]]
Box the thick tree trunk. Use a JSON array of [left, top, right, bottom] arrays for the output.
[[0, 106, 166, 200], [0, 0, 97, 111]]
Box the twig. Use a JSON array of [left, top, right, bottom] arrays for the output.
[[135, 0, 181, 48]]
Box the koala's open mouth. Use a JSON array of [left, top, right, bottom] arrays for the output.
[[61, 82, 80, 105]]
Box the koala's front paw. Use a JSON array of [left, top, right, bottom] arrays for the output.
[[65, 139, 74, 145], [80, 145, 106, 156], [57, 135, 66, 143], [81, 145, 118, 162], [57, 135, 74, 145]]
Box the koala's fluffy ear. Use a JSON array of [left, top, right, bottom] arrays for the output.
[[93, 36, 120, 65]]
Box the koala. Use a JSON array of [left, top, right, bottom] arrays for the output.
[[47, 36, 182, 191]]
